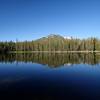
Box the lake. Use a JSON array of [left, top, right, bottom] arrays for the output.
[[0, 53, 100, 100]]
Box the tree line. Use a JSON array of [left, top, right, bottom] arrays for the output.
[[0, 35, 100, 53]]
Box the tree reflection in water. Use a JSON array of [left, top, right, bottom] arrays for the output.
[[0, 53, 99, 67]]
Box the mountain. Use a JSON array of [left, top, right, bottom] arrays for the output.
[[33, 34, 70, 51], [47, 34, 64, 39], [36, 34, 65, 42]]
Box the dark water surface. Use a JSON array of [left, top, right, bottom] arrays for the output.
[[0, 53, 100, 100]]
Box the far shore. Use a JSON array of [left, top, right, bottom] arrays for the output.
[[9, 51, 100, 53]]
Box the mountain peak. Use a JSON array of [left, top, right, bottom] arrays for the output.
[[47, 34, 64, 38], [36, 34, 73, 42]]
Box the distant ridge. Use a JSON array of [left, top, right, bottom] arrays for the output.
[[47, 34, 64, 38], [36, 34, 63, 41], [36, 34, 72, 42]]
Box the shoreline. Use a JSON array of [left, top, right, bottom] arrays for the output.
[[9, 51, 100, 53]]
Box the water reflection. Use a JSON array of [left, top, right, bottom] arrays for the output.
[[0, 53, 100, 67], [0, 53, 100, 99]]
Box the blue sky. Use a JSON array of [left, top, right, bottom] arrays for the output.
[[0, 0, 100, 41]]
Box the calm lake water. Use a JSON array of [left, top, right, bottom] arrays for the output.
[[0, 53, 100, 100]]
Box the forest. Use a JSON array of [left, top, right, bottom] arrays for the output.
[[0, 34, 100, 53]]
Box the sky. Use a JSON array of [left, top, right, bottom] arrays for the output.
[[0, 0, 100, 41]]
